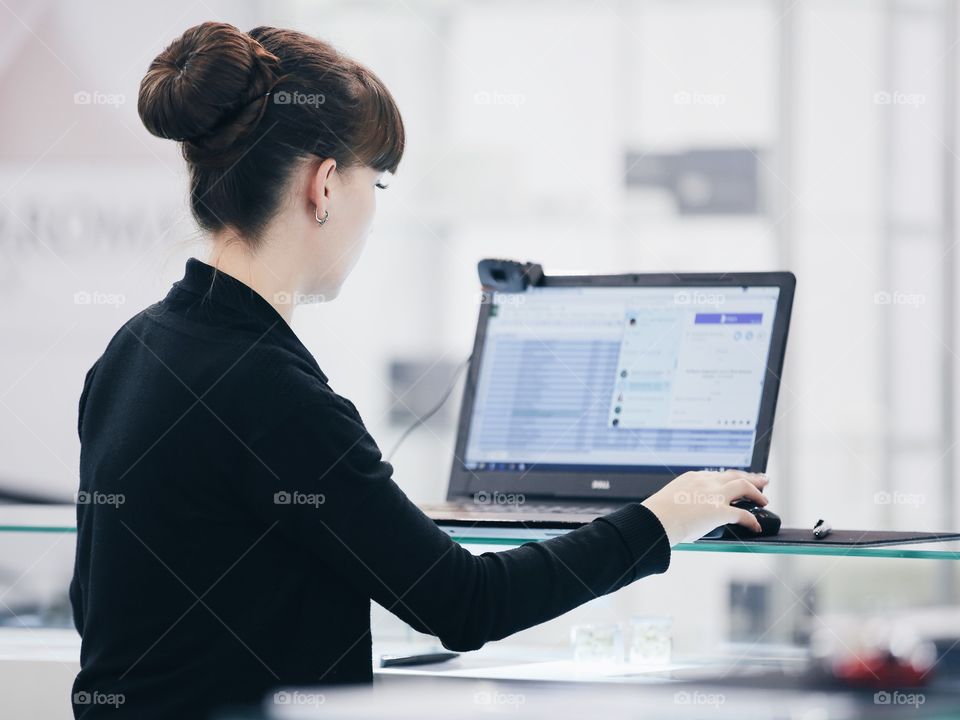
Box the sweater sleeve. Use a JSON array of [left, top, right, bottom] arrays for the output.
[[236, 396, 671, 652], [77, 360, 99, 441], [71, 361, 100, 636]]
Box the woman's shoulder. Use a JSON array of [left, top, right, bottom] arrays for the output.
[[242, 341, 337, 406], [244, 362, 371, 452]]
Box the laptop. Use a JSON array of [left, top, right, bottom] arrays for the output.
[[422, 260, 796, 536]]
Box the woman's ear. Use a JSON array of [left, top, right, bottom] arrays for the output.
[[308, 158, 338, 217]]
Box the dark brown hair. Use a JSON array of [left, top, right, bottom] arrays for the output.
[[138, 22, 404, 244]]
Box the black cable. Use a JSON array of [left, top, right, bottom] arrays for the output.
[[385, 353, 472, 463]]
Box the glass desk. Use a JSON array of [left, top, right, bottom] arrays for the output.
[[436, 526, 960, 560], [0, 505, 76, 534], [1, 506, 958, 560]]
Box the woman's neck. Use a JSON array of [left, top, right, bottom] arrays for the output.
[[206, 233, 299, 324]]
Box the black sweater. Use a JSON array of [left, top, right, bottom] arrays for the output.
[[70, 258, 671, 719]]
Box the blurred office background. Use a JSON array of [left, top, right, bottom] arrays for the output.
[[1, 0, 959, 662]]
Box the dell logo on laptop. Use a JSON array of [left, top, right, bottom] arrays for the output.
[[591, 479, 611, 490]]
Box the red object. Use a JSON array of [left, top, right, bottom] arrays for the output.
[[833, 652, 929, 688]]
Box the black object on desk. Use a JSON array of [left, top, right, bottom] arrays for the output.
[[702, 528, 960, 546], [721, 499, 782, 539], [812, 519, 832, 539], [380, 652, 460, 668]]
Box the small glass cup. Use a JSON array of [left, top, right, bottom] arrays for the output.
[[570, 623, 623, 663], [629, 616, 673, 665]]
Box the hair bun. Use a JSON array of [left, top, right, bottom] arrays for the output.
[[138, 22, 279, 164]]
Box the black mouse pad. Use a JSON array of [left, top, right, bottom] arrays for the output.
[[699, 528, 960, 546]]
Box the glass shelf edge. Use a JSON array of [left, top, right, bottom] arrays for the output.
[[449, 536, 960, 560], [0, 526, 76, 533]]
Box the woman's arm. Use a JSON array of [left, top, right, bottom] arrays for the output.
[[237, 394, 767, 651]]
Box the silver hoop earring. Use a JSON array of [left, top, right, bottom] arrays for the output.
[[315, 208, 329, 226]]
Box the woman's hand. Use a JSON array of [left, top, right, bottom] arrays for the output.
[[641, 469, 770, 546]]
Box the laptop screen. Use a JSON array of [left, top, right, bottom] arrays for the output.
[[462, 285, 782, 474]]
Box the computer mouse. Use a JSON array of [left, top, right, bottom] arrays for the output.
[[722, 499, 781, 539]]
